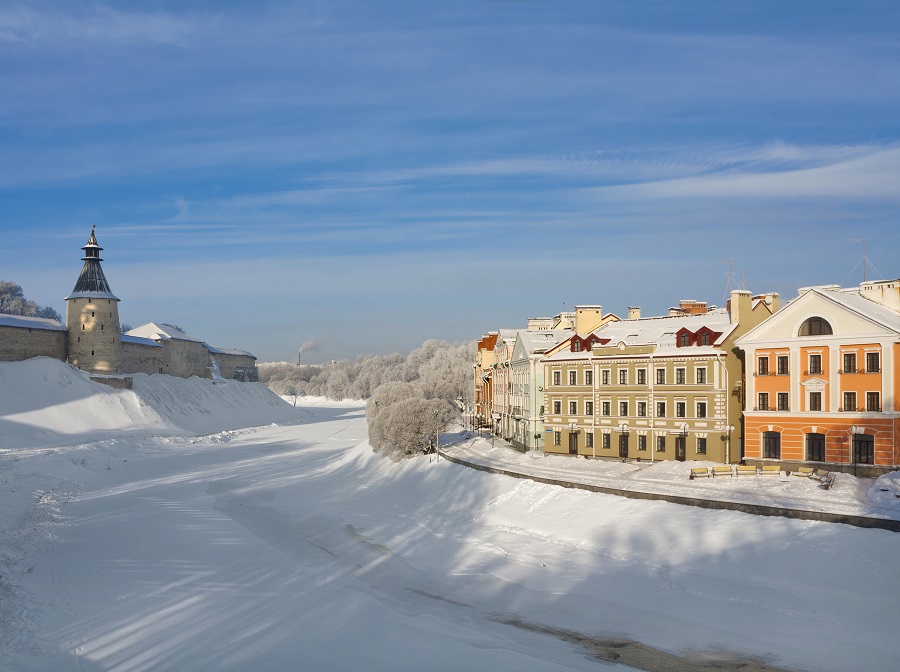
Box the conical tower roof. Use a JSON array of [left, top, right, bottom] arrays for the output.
[[66, 226, 120, 300]]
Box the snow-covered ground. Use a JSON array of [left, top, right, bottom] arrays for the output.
[[1, 358, 898, 671], [442, 437, 900, 523]]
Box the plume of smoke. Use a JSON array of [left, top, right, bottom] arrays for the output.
[[299, 338, 319, 353]]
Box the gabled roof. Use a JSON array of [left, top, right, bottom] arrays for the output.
[[736, 285, 900, 345], [125, 322, 204, 343]]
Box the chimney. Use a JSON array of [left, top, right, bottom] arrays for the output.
[[859, 279, 900, 311], [729, 290, 752, 325], [575, 305, 603, 334], [628, 306, 641, 320]]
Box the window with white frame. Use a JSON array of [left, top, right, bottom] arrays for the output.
[[569, 401, 577, 414], [602, 433, 610, 449], [758, 392, 769, 411], [676, 402, 686, 418], [637, 401, 647, 417], [601, 370, 610, 385], [569, 370, 577, 385], [808, 354, 822, 375], [809, 392, 822, 411], [637, 368, 646, 385], [696, 437, 707, 455], [656, 435, 666, 452], [602, 401, 611, 416], [656, 369, 666, 384], [585, 401, 594, 416], [696, 367, 707, 384], [586, 432, 594, 448], [696, 401, 707, 418], [554, 431, 561, 446], [553, 400, 561, 414], [619, 369, 627, 385], [676, 368, 686, 384], [553, 370, 560, 386], [619, 401, 628, 416], [585, 370, 593, 386], [637, 435, 647, 451]]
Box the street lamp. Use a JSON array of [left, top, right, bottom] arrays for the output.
[[434, 409, 440, 461]]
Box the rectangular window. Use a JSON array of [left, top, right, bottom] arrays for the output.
[[586, 432, 594, 448], [585, 370, 593, 386], [866, 352, 880, 373], [553, 401, 561, 414], [637, 369, 646, 385], [777, 355, 789, 375], [637, 435, 647, 451], [843, 392, 856, 412], [602, 433, 610, 449], [809, 392, 822, 411], [553, 370, 561, 386], [777, 393, 789, 411], [602, 401, 611, 416], [806, 433, 826, 462], [763, 431, 781, 459], [569, 401, 577, 414], [843, 352, 856, 373], [619, 401, 628, 416], [619, 369, 627, 385], [808, 354, 822, 375], [758, 356, 769, 376], [656, 435, 666, 452], [696, 368, 707, 384], [569, 370, 577, 385], [656, 401, 666, 417], [696, 401, 707, 418], [676, 368, 686, 384], [585, 401, 594, 416], [637, 401, 647, 417], [758, 392, 769, 411], [676, 402, 686, 418], [696, 437, 707, 455], [866, 392, 880, 412], [656, 369, 666, 385], [554, 431, 561, 446], [601, 370, 610, 385]]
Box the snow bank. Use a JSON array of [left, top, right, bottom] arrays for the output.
[[0, 358, 303, 450]]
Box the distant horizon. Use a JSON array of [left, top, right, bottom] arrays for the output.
[[3, 1, 898, 363]]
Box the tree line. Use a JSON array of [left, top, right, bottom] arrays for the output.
[[0, 282, 62, 321], [259, 339, 474, 460]]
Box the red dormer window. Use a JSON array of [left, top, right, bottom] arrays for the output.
[[572, 339, 582, 352], [676, 328, 693, 347]]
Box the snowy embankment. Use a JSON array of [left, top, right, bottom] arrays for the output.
[[1, 357, 898, 672]]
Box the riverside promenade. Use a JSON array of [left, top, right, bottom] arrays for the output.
[[439, 434, 900, 532]]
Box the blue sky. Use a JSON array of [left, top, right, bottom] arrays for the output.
[[2, 1, 899, 363]]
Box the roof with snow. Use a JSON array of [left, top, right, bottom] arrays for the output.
[[206, 345, 256, 358], [120, 334, 163, 348], [125, 322, 205, 343], [65, 228, 120, 301], [545, 308, 734, 361], [0, 314, 67, 331], [516, 329, 573, 357]]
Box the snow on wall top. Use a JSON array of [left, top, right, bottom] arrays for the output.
[[0, 314, 67, 331]]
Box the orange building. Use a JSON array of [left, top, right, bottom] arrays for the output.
[[736, 280, 900, 475]]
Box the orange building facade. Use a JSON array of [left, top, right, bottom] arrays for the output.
[[736, 281, 900, 475]]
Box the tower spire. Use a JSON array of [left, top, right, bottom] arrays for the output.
[[67, 226, 118, 299]]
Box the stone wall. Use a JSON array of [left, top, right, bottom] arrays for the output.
[[0, 324, 67, 362], [214, 352, 258, 381], [122, 341, 166, 375]]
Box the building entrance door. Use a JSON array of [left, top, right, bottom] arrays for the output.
[[675, 436, 686, 462], [568, 433, 578, 455], [619, 434, 629, 459]]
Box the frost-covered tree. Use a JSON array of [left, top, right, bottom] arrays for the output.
[[260, 339, 474, 460], [0, 281, 62, 321]]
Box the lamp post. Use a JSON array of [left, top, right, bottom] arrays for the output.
[[849, 425, 862, 476], [434, 409, 440, 461]]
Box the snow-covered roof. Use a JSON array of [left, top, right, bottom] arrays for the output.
[[545, 308, 733, 361], [125, 322, 204, 343], [830, 286, 900, 333], [517, 329, 573, 356], [121, 334, 163, 348], [0, 314, 67, 331], [206, 345, 256, 359]]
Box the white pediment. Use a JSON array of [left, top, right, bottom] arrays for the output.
[[737, 289, 900, 345], [801, 377, 828, 392]]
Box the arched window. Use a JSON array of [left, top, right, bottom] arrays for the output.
[[799, 316, 833, 336]]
